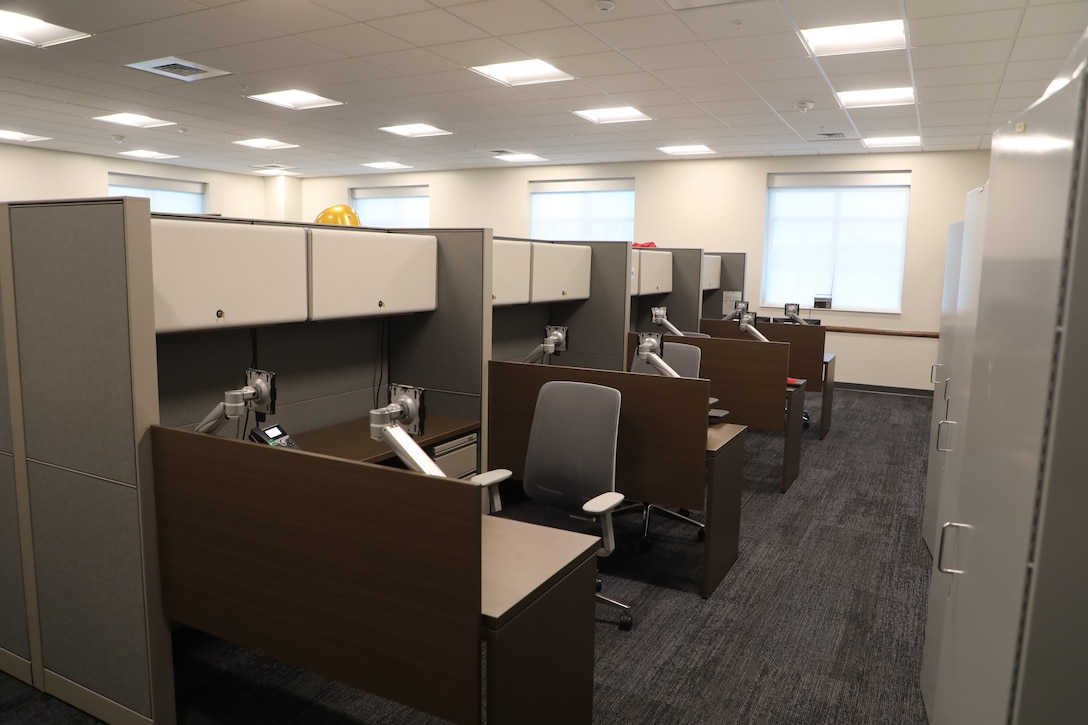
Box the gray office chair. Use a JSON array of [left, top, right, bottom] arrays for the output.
[[483, 380, 633, 630], [628, 342, 708, 548]]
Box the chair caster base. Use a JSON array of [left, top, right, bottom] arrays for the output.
[[639, 537, 653, 552], [696, 529, 705, 542], [619, 615, 633, 631]]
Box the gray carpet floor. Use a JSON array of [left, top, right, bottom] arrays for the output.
[[0, 388, 933, 724]]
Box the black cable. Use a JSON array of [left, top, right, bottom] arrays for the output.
[[374, 318, 387, 407]]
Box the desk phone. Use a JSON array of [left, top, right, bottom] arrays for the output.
[[249, 423, 301, 450]]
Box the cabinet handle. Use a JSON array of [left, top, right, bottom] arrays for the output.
[[943, 377, 952, 403], [937, 522, 970, 574], [936, 419, 956, 452], [930, 363, 943, 384]]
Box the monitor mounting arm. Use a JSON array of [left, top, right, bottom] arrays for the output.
[[651, 306, 684, 336], [784, 302, 810, 325], [369, 384, 446, 477], [194, 369, 276, 436], [636, 332, 681, 378], [739, 312, 769, 342], [522, 325, 568, 364]]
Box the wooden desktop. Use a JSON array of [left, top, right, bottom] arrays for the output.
[[487, 360, 746, 599], [151, 425, 598, 724]]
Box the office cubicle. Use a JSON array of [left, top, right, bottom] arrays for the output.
[[0, 198, 497, 724]]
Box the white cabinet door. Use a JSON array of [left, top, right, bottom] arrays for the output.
[[702, 254, 721, 290], [310, 229, 437, 320], [529, 242, 591, 303], [636, 250, 672, 294], [492, 240, 531, 306], [152, 219, 309, 333]]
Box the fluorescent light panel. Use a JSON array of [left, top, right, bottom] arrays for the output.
[[573, 106, 651, 124], [863, 136, 920, 148], [658, 144, 713, 156], [0, 9, 90, 47], [802, 20, 905, 56], [470, 59, 572, 86], [379, 124, 452, 138], [495, 153, 546, 162], [233, 138, 300, 150], [837, 87, 914, 109], [94, 113, 176, 129], [120, 149, 179, 159], [364, 161, 414, 169], [247, 90, 343, 110], [0, 129, 51, 142]]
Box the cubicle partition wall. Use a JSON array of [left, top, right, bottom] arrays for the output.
[[630, 333, 805, 491], [150, 426, 485, 724], [491, 237, 632, 372], [701, 252, 746, 319], [0, 198, 175, 724], [700, 318, 835, 438], [631, 248, 706, 334]]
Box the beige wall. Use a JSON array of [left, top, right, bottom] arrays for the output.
[[304, 150, 990, 389], [1, 143, 990, 389]]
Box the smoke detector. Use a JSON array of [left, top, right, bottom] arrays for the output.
[[795, 101, 815, 113], [594, 0, 616, 11]]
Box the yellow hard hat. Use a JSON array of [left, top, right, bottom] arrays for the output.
[[314, 204, 360, 226]]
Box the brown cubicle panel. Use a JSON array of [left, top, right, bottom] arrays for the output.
[[700, 318, 826, 392], [151, 426, 484, 725], [487, 360, 709, 510], [628, 333, 790, 432]]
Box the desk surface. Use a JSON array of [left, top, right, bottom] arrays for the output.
[[481, 516, 599, 627], [707, 422, 746, 452], [292, 415, 479, 463]]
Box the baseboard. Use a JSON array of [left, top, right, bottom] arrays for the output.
[[0, 647, 32, 685], [837, 382, 931, 398]]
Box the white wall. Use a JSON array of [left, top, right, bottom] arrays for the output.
[[1, 142, 989, 389], [304, 151, 990, 390]]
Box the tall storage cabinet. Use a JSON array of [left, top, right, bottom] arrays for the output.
[[921, 41, 1088, 724]]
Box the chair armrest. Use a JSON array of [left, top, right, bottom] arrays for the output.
[[469, 469, 511, 487], [582, 491, 625, 516], [470, 469, 511, 513]]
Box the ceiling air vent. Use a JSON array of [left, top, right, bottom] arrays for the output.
[[816, 132, 847, 139], [252, 163, 295, 171], [126, 56, 231, 82]]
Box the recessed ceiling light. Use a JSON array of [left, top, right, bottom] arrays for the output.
[[658, 144, 714, 156], [862, 136, 921, 148], [94, 112, 176, 129], [801, 20, 905, 56], [232, 138, 300, 150], [0, 9, 90, 47], [379, 124, 453, 138], [0, 129, 51, 142], [494, 153, 547, 163], [573, 107, 652, 124], [364, 161, 414, 169], [837, 87, 915, 109], [246, 90, 343, 110], [470, 59, 573, 86], [119, 150, 180, 160]]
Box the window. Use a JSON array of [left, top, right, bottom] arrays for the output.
[[762, 172, 910, 314], [529, 178, 635, 241], [108, 173, 206, 213], [351, 186, 429, 227]]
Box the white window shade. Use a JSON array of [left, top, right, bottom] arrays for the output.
[[529, 178, 635, 241], [108, 173, 206, 213], [351, 185, 429, 228], [762, 172, 910, 313]]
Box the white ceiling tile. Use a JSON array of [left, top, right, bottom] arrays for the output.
[[156, 8, 285, 45], [447, 0, 573, 35], [910, 9, 1024, 46], [233, 37, 346, 66], [700, 98, 776, 116], [368, 9, 491, 46], [297, 24, 414, 57], [681, 82, 762, 103], [728, 56, 823, 83], [550, 51, 645, 77], [817, 49, 910, 77], [824, 70, 915, 92], [747, 77, 835, 98], [583, 72, 667, 94], [624, 43, 724, 71], [911, 40, 1014, 68], [1003, 58, 1066, 82], [1010, 32, 1086, 61], [428, 37, 530, 66], [503, 26, 613, 59], [914, 65, 1006, 87], [906, 0, 1025, 19], [364, 49, 464, 75], [653, 65, 745, 88], [675, 0, 794, 39], [784, 0, 903, 29], [582, 14, 699, 50], [1021, 2, 1088, 36], [310, 0, 434, 22], [704, 33, 808, 63], [218, 0, 354, 34], [918, 83, 1002, 103]]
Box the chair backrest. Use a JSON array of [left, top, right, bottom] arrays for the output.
[[629, 341, 702, 378], [523, 381, 621, 514]]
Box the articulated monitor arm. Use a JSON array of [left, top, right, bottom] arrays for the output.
[[739, 313, 769, 342], [784, 302, 810, 325], [194, 373, 275, 435], [650, 306, 684, 337], [369, 385, 446, 477], [522, 325, 568, 364], [636, 332, 681, 378]]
